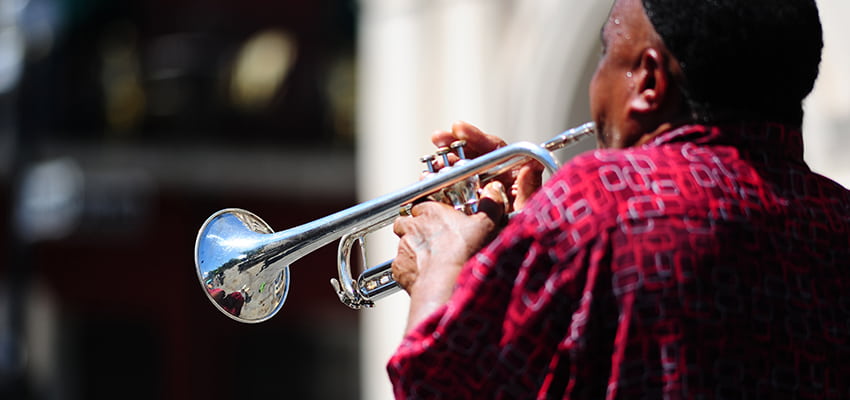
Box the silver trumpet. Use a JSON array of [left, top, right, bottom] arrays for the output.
[[194, 122, 595, 323]]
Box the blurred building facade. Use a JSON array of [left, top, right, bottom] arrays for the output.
[[1, 0, 361, 399]]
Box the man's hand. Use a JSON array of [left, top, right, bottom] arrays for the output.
[[392, 181, 507, 332], [392, 121, 546, 332], [430, 121, 544, 213]]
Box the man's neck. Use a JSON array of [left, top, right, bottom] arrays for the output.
[[635, 117, 692, 146]]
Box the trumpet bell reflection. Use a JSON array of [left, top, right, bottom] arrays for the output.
[[195, 209, 290, 323]]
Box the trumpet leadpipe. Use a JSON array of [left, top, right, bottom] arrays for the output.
[[477, 122, 597, 183]]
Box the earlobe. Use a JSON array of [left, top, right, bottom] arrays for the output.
[[628, 48, 667, 114], [629, 88, 655, 113]]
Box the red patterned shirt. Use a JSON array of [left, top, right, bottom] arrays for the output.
[[388, 123, 850, 399]]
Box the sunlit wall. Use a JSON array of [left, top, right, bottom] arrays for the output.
[[357, 1, 608, 399], [357, 0, 850, 399], [804, 0, 850, 188]]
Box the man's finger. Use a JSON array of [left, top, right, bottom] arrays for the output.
[[432, 121, 506, 158], [409, 200, 450, 218], [393, 215, 411, 236], [512, 162, 544, 211], [431, 129, 456, 148], [451, 121, 506, 158], [477, 181, 508, 224]]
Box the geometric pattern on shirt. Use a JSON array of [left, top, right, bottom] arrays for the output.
[[388, 123, 850, 399]]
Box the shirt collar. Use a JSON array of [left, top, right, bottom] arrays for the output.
[[645, 122, 805, 161]]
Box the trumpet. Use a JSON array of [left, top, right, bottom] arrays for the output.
[[195, 122, 595, 323]]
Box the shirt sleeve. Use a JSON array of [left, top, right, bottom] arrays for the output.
[[387, 153, 613, 399]]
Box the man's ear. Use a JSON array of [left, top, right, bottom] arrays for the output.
[[628, 48, 668, 114]]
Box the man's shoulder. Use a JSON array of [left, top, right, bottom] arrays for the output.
[[555, 145, 688, 184], [527, 146, 684, 230], [540, 143, 715, 220]]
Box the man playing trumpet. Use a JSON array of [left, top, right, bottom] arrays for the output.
[[390, 0, 850, 398]]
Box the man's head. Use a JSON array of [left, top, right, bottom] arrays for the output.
[[590, 0, 823, 148]]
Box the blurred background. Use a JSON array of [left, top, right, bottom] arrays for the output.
[[1, 0, 360, 399], [0, 0, 848, 399]]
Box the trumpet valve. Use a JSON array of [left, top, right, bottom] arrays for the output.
[[420, 154, 448, 204], [450, 140, 468, 161], [419, 154, 437, 174], [429, 143, 480, 213], [436, 146, 452, 168]]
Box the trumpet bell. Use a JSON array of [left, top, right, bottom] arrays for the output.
[[195, 208, 291, 323]]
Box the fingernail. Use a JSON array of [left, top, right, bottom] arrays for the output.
[[484, 181, 503, 197]]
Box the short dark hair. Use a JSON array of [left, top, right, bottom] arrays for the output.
[[641, 0, 823, 125]]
